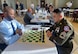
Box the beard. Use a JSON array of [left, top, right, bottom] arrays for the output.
[[6, 16, 14, 21]]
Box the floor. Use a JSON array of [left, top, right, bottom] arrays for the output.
[[66, 17, 78, 54], [0, 15, 78, 54]]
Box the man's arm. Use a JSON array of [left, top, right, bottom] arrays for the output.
[[0, 22, 22, 45], [46, 24, 55, 33], [16, 21, 24, 35], [0, 33, 20, 45]]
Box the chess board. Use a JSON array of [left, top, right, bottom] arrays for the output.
[[20, 30, 45, 43]]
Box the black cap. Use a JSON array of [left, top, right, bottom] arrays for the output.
[[53, 8, 63, 13]]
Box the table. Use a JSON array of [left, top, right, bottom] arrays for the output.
[[31, 18, 50, 23], [31, 9, 52, 25], [2, 42, 58, 54], [30, 18, 51, 27], [2, 25, 58, 54]]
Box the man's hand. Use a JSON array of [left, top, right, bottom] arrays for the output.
[[16, 29, 22, 36], [46, 30, 52, 38]]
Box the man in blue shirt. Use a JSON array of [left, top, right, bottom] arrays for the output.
[[0, 6, 24, 53]]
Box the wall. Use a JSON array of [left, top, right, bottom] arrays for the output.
[[72, 0, 78, 8], [0, 0, 2, 9], [46, 0, 55, 6], [1, 0, 78, 10], [9, 0, 15, 10], [57, 0, 78, 8], [1, 0, 15, 10], [26, 0, 39, 8], [56, 0, 68, 8]]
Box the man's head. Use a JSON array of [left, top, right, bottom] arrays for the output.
[[27, 8, 33, 14], [16, 1, 20, 5], [52, 8, 64, 23], [4, 6, 15, 21]]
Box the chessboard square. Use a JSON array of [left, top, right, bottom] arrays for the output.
[[36, 37, 39, 39], [35, 39, 39, 41], [33, 35, 36, 37], [29, 36, 33, 38], [29, 40, 32, 42], [33, 39, 36, 40], [27, 39, 30, 40], [39, 38, 41, 40], [33, 37, 38, 39], [35, 41, 39, 42]]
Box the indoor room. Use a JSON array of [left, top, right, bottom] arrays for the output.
[[0, 0, 78, 54]]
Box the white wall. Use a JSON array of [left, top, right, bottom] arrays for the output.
[[8, 0, 15, 10], [1, 0, 78, 10], [46, 0, 55, 6]]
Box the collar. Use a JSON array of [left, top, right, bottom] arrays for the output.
[[3, 18, 13, 23], [55, 18, 65, 25]]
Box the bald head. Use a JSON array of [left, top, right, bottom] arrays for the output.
[[4, 6, 15, 20], [27, 8, 33, 14]]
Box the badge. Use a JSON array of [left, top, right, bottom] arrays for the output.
[[55, 27, 60, 33], [64, 26, 70, 32], [59, 32, 66, 39]]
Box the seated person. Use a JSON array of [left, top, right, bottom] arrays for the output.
[[47, 5, 54, 25], [36, 5, 40, 12], [23, 8, 34, 24], [45, 4, 49, 10], [48, 5, 54, 13], [0, 6, 24, 53]]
